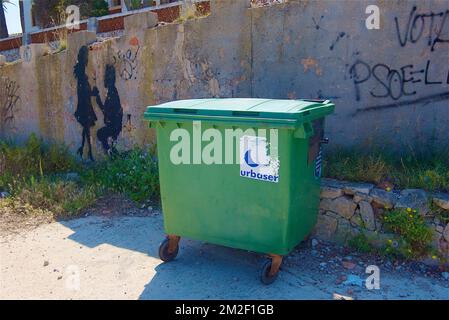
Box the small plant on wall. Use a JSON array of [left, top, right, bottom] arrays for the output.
[[348, 207, 437, 262], [91, 0, 109, 17], [125, 0, 142, 11], [381, 208, 433, 260], [32, 0, 110, 28]]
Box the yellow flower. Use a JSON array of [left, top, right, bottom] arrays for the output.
[[388, 239, 393, 244], [386, 187, 391, 191], [406, 208, 412, 212], [409, 215, 413, 218], [432, 255, 437, 260], [413, 209, 417, 213]]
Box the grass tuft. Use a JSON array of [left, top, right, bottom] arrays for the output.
[[348, 233, 374, 254]]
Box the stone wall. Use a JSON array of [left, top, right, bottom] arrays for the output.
[[314, 179, 449, 265], [1, 0, 448, 158]]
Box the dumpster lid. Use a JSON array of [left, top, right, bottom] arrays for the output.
[[144, 98, 334, 126]]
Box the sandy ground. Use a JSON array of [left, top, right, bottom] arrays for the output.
[[1, 214, 448, 300]]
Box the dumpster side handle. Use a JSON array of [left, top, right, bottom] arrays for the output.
[[293, 122, 314, 139]]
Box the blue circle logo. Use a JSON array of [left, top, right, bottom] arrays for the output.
[[244, 150, 259, 168]]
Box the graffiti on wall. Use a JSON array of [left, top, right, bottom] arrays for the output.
[[394, 6, 449, 52], [93, 64, 123, 155], [74, 46, 97, 161], [349, 59, 449, 102], [347, 6, 449, 114], [113, 37, 140, 81], [74, 46, 123, 160], [0, 77, 20, 135]]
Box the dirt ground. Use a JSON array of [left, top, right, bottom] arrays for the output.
[[0, 210, 448, 300]]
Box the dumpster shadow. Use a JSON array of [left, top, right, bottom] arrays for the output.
[[139, 241, 268, 300], [59, 215, 280, 298], [59, 215, 326, 299], [137, 239, 331, 299], [59, 215, 165, 255]]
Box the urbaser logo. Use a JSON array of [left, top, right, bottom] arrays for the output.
[[239, 135, 280, 183]]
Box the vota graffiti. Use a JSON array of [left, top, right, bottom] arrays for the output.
[[394, 6, 449, 52], [93, 64, 123, 155], [74, 46, 97, 161]]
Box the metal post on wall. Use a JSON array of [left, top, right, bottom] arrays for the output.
[[87, 17, 98, 34], [121, 0, 128, 12], [21, 0, 36, 34], [21, 0, 38, 46]]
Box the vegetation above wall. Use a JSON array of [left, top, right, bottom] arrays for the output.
[[323, 147, 449, 193], [32, 0, 109, 28]]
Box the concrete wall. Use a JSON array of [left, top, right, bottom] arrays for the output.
[[251, 0, 449, 148], [0, 0, 448, 159]]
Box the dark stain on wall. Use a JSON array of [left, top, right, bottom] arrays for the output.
[[74, 45, 97, 161], [94, 64, 123, 155], [329, 32, 347, 51], [354, 91, 449, 115]]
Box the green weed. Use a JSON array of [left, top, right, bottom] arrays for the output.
[[347, 233, 374, 254], [80, 148, 159, 203], [381, 208, 433, 259]]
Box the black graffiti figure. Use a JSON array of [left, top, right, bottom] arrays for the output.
[[74, 46, 97, 161], [93, 64, 123, 155]]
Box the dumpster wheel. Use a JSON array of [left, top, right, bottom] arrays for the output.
[[260, 254, 283, 285], [158, 235, 180, 262]]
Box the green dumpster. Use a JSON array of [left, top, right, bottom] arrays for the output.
[[144, 98, 335, 284]]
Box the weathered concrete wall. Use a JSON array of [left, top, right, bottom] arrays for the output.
[[1, 0, 448, 158], [0, 1, 251, 160], [251, 0, 449, 148]]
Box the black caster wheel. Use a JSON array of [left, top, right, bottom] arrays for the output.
[[260, 260, 279, 285], [158, 238, 179, 262]]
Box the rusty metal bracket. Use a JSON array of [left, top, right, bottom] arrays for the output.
[[268, 254, 283, 276], [167, 235, 180, 254]]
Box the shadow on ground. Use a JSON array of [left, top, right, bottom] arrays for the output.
[[31, 215, 449, 299], [60, 215, 331, 299]]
